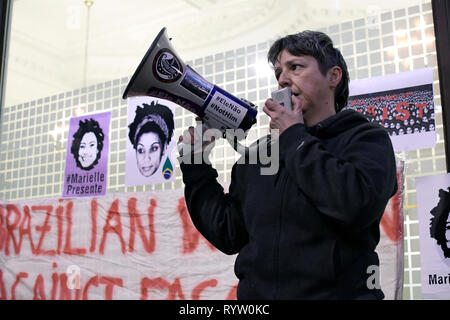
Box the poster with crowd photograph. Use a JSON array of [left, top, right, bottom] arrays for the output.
[[62, 111, 111, 198], [345, 68, 435, 152], [125, 96, 177, 187], [416, 173, 450, 299], [0, 176, 404, 300]]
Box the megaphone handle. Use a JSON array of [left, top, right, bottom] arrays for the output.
[[225, 132, 273, 158], [226, 133, 249, 157], [177, 122, 211, 157]]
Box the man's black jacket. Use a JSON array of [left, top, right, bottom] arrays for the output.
[[179, 110, 398, 299]]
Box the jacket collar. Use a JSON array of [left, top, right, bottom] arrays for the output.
[[306, 109, 369, 137]]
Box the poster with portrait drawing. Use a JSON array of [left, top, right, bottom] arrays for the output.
[[416, 173, 450, 299], [125, 97, 177, 187], [62, 111, 111, 198], [345, 68, 435, 152]]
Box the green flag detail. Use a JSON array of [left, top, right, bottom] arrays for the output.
[[162, 157, 173, 180]]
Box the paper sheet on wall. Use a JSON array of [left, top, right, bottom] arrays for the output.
[[345, 68, 435, 152], [417, 173, 450, 299], [1, 169, 405, 299]]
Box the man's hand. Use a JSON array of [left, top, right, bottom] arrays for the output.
[[263, 95, 304, 135], [177, 117, 216, 158]]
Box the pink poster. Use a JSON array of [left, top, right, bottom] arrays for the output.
[[62, 111, 111, 198]]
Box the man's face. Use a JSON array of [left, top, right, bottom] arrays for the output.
[[274, 50, 336, 126]]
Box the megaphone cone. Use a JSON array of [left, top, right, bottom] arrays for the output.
[[123, 27, 258, 154]]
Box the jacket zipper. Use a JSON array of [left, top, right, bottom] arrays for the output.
[[273, 170, 288, 299]]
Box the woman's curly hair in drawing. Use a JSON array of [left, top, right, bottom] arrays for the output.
[[429, 187, 450, 258]]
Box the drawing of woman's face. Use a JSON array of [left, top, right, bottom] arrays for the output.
[[136, 132, 163, 177], [78, 132, 98, 169]]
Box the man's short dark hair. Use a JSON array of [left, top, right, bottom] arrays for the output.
[[267, 30, 350, 113]]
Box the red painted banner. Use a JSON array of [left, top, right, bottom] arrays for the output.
[[0, 171, 404, 300]]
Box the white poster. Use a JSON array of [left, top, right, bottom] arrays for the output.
[[346, 68, 435, 152], [417, 173, 450, 299], [125, 97, 177, 187]]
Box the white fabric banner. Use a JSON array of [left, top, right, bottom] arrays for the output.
[[0, 175, 404, 300], [378, 161, 405, 300], [0, 190, 237, 300]]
